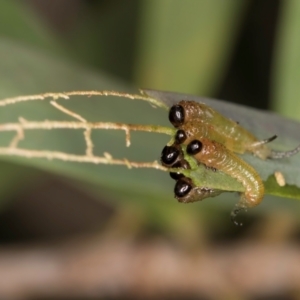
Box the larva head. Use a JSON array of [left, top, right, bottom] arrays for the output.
[[175, 177, 223, 203], [161, 145, 182, 167], [174, 177, 194, 199], [176, 100, 209, 122], [169, 100, 214, 128], [186, 138, 227, 167], [169, 104, 185, 127], [169, 159, 190, 180]]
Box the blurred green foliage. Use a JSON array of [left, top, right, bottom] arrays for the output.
[[272, 0, 300, 120]]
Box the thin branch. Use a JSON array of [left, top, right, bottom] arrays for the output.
[[0, 120, 174, 151], [50, 100, 87, 122], [83, 128, 94, 156], [0, 147, 167, 170], [0, 120, 174, 135], [50, 101, 96, 155], [0, 90, 169, 110], [9, 129, 24, 148]]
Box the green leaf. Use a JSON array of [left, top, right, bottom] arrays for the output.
[[0, 0, 63, 54], [0, 39, 173, 206], [0, 38, 299, 217]]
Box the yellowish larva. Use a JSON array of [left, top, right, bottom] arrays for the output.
[[169, 100, 300, 159], [186, 138, 264, 224]]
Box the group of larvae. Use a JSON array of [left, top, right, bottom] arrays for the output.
[[160, 100, 300, 224]]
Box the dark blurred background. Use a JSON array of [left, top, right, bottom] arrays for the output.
[[0, 1, 300, 299], [27, 0, 278, 109]]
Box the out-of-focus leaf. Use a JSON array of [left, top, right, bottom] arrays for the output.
[[134, 0, 247, 95], [0, 1, 63, 54], [272, 0, 300, 120], [68, 1, 139, 80], [144, 89, 300, 199], [0, 161, 40, 211]]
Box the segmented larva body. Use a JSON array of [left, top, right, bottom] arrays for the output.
[[170, 100, 272, 159], [186, 138, 265, 209]]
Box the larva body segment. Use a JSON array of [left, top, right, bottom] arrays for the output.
[[177, 100, 272, 159], [187, 138, 265, 209]]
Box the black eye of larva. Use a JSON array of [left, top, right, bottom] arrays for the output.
[[174, 178, 192, 198], [187, 140, 203, 155], [169, 105, 185, 127], [175, 129, 187, 144], [161, 145, 180, 166]]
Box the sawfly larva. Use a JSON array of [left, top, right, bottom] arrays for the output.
[[186, 138, 264, 225], [169, 100, 300, 159]]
